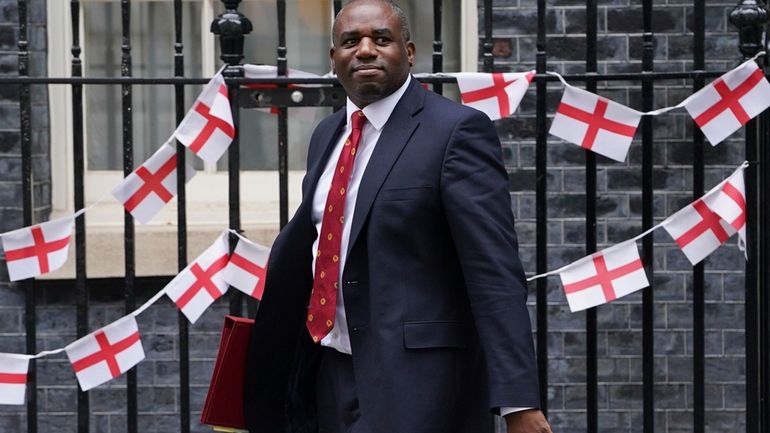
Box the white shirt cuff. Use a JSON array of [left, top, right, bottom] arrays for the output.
[[500, 407, 534, 417]]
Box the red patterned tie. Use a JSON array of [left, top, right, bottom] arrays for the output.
[[307, 110, 367, 343]]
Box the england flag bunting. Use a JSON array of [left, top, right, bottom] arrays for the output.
[[175, 72, 234, 164], [684, 59, 770, 146], [65, 316, 145, 392], [165, 233, 230, 323], [704, 165, 747, 258], [662, 197, 736, 265], [0, 353, 30, 405], [452, 71, 534, 121], [222, 235, 270, 300], [111, 143, 196, 224], [1, 216, 74, 281], [559, 241, 649, 312], [549, 86, 642, 162]]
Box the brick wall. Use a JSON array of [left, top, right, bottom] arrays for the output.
[[489, 0, 748, 432]]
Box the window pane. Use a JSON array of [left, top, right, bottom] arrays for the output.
[[84, 1, 203, 171]]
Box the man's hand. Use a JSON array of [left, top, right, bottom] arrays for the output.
[[505, 409, 553, 433]]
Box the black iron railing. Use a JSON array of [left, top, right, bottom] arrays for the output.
[[3, 0, 769, 432]]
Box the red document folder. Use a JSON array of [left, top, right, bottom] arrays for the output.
[[200, 315, 254, 431]]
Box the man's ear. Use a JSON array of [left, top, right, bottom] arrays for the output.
[[406, 41, 416, 67], [329, 46, 337, 74]]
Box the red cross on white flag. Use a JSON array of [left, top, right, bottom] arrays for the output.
[[1, 216, 74, 281], [549, 86, 641, 162], [65, 316, 145, 392], [560, 241, 649, 312], [0, 353, 30, 405], [684, 59, 770, 146], [705, 166, 747, 257], [111, 143, 196, 224], [453, 71, 534, 120], [175, 73, 234, 164], [663, 198, 736, 265], [165, 233, 230, 323], [222, 236, 269, 300]]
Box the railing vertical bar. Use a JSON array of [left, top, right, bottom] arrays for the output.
[[760, 51, 770, 433], [641, 0, 655, 429], [119, 1, 138, 432], [17, 1, 36, 431], [277, 0, 289, 229], [432, 0, 443, 95], [173, 1, 191, 432], [691, 0, 706, 431], [70, 1, 90, 432], [584, 0, 598, 428], [535, 0, 549, 414], [227, 72, 244, 318], [745, 118, 760, 433]]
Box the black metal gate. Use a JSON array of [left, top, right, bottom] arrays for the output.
[[3, 0, 769, 432]]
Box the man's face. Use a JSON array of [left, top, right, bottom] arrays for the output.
[[330, 1, 416, 108]]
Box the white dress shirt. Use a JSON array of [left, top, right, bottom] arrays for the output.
[[309, 75, 529, 417], [310, 75, 412, 354]]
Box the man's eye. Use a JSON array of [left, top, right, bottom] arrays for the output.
[[343, 39, 357, 46], [376, 37, 390, 44]]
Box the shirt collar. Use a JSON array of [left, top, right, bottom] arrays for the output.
[[345, 75, 412, 131]]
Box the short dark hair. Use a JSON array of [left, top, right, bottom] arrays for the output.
[[333, 0, 411, 44]]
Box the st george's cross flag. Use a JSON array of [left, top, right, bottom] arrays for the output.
[[0, 353, 30, 405], [705, 166, 747, 257], [65, 316, 145, 391], [453, 71, 534, 121], [684, 59, 770, 146], [1, 216, 74, 281], [111, 143, 196, 224], [662, 198, 736, 265], [165, 233, 230, 323], [175, 73, 234, 164], [559, 241, 649, 312], [222, 236, 269, 300], [549, 86, 641, 162]]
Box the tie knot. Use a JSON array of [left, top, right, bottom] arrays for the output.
[[351, 110, 367, 131]]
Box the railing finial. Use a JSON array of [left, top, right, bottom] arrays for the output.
[[729, 0, 769, 59], [211, 0, 253, 68]]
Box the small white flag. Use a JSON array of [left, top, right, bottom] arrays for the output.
[[66, 316, 145, 392], [165, 233, 230, 323], [549, 86, 641, 162], [663, 198, 736, 265], [684, 59, 770, 145], [175, 73, 234, 164], [223, 236, 269, 300], [0, 353, 30, 405], [705, 166, 747, 257], [452, 71, 534, 121], [1, 216, 74, 281], [111, 143, 196, 224], [560, 241, 649, 312]]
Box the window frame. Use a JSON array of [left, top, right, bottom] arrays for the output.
[[47, 0, 478, 218]]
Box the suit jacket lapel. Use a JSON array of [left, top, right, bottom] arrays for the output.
[[347, 79, 425, 252]]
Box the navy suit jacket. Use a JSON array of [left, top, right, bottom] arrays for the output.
[[244, 78, 539, 433]]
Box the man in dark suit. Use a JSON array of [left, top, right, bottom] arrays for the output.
[[244, 1, 551, 432]]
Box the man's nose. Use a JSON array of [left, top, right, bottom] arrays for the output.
[[355, 38, 377, 58]]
